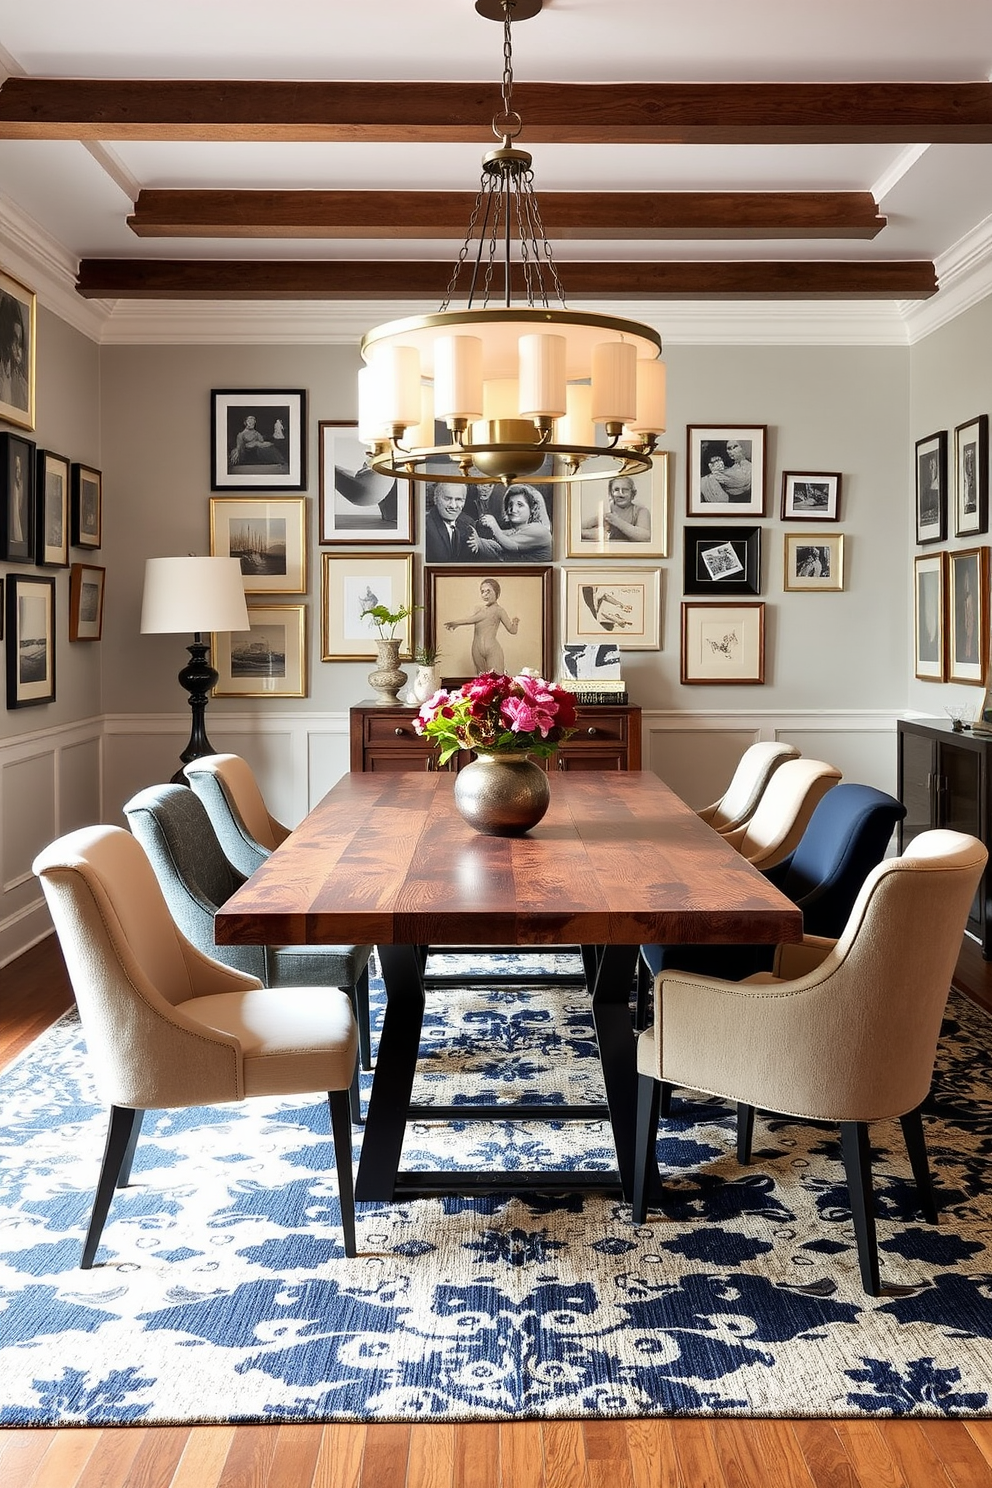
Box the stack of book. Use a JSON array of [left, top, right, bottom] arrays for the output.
[[557, 676, 629, 706]]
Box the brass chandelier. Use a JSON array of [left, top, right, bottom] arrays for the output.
[[358, 0, 666, 487]]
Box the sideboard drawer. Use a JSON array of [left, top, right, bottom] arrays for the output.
[[364, 713, 427, 747]]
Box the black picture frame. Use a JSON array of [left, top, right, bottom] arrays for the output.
[[683, 524, 761, 596], [0, 431, 35, 562], [210, 389, 307, 492], [915, 430, 948, 545], [954, 415, 989, 538], [5, 571, 56, 708], [70, 462, 103, 549], [35, 448, 70, 568]]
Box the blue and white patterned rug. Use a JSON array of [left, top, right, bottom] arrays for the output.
[[1, 950, 991, 1425]]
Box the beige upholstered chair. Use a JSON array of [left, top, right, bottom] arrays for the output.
[[697, 740, 800, 836], [720, 756, 841, 870], [632, 829, 987, 1295], [184, 752, 289, 877], [33, 825, 358, 1266]]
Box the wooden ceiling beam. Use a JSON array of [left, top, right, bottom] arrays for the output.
[[126, 188, 886, 240], [3, 78, 992, 143], [75, 258, 938, 300]]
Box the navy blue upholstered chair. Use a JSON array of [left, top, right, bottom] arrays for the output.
[[123, 783, 374, 1116]]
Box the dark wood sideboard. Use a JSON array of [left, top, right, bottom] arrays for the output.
[[897, 716, 992, 957], [350, 700, 642, 774]]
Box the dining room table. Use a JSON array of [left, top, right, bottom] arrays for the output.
[[214, 768, 803, 1205]]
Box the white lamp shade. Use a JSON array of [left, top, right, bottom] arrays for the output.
[[358, 364, 388, 444], [434, 335, 483, 421], [519, 333, 566, 418], [558, 382, 594, 448], [482, 377, 520, 421], [141, 557, 250, 635], [591, 340, 637, 425], [627, 358, 667, 434], [377, 344, 422, 429]]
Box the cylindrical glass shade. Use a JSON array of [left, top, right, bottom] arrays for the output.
[[434, 335, 483, 421], [483, 378, 520, 421], [591, 340, 636, 425], [518, 333, 566, 418], [627, 358, 667, 434], [557, 383, 594, 448], [377, 344, 422, 429]]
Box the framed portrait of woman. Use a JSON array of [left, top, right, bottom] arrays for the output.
[[948, 546, 988, 685], [424, 565, 553, 685], [914, 551, 946, 681], [686, 425, 766, 517]]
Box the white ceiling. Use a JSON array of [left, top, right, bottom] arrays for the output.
[[2, 0, 992, 341]]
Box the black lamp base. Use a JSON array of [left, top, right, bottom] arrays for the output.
[[172, 638, 220, 785]]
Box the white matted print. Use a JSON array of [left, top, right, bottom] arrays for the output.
[[783, 533, 845, 591], [321, 552, 414, 661], [566, 454, 669, 557], [212, 604, 307, 697], [319, 421, 413, 544], [210, 496, 307, 595], [686, 425, 766, 517], [562, 567, 661, 649], [211, 389, 306, 491], [681, 601, 765, 685]]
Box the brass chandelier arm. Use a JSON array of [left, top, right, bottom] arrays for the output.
[[366, 440, 658, 486]]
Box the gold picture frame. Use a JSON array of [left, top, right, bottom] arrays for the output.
[[947, 546, 988, 686], [566, 452, 669, 557], [0, 266, 37, 432], [783, 532, 845, 591], [681, 601, 765, 685], [212, 604, 307, 697], [914, 551, 946, 682], [209, 495, 307, 595], [562, 566, 662, 650], [321, 551, 414, 661]]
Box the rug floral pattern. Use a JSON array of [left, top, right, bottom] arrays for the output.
[[1, 952, 990, 1424]]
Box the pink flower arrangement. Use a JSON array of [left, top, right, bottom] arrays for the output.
[[414, 670, 577, 765]]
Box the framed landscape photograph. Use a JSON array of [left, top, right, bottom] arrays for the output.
[[70, 462, 102, 549], [683, 525, 761, 596], [212, 604, 307, 697], [210, 389, 307, 491], [948, 546, 988, 685], [783, 532, 845, 592], [68, 562, 105, 641], [321, 551, 414, 662], [915, 430, 948, 545], [319, 420, 413, 545], [210, 496, 307, 595], [0, 266, 36, 431], [681, 601, 765, 685], [954, 415, 989, 537], [914, 551, 946, 681], [0, 431, 34, 562], [781, 471, 841, 522], [686, 425, 766, 517], [562, 566, 661, 650], [35, 448, 69, 568], [5, 572, 56, 708], [425, 565, 553, 684], [566, 453, 669, 557]]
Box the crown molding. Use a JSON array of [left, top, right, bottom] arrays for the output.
[[0, 195, 109, 341], [903, 214, 992, 342]]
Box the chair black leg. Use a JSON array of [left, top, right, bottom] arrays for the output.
[[737, 1102, 755, 1165], [328, 1089, 357, 1258], [634, 954, 652, 1031], [352, 963, 373, 1072], [900, 1104, 939, 1224], [347, 1054, 364, 1126], [632, 1074, 662, 1223], [81, 1105, 144, 1270], [659, 1081, 673, 1117], [840, 1121, 881, 1296]]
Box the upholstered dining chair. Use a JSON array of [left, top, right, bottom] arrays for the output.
[[697, 740, 800, 836], [632, 829, 987, 1295], [123, 782, 374, 1113], [33, 825, 359, 1266], [183, 752, 288, 878], [720, 756, 842, 871]]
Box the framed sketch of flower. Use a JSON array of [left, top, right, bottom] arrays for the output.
[[681, 601, 765, 685]]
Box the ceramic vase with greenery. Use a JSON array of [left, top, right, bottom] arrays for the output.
[[361, 602, 417, 706]]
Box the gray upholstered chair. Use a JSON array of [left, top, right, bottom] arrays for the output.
[[697, 740, 800, 836], [123, 782, 374, 1097], [183, 753, 289, 878], [33, 825, 359, 1266], [719, 756, 841, 871], [632, 829, 988, 1295]]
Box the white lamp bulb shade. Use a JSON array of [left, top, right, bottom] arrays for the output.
[[140, 557, 250, 635], [518, 334, 566, 418], [377, 344, 422, 429], [434, 335, 483, 422], [482, 377, 520, 421], [591, 340, 637, 425], [627, 358, 667, 434], [557, 382, 595, 448], [358, 365, 388, 444], [406, 381, 436, 451]]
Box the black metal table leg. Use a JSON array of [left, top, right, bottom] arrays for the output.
[[589, 943, 663, 1204], [354, 944, 426, 1201]]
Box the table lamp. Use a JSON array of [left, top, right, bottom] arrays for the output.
[[141, 555, 250, 782]]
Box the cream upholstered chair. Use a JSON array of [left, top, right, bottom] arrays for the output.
[[632, 829, 987, 1295], [720, 756, 841, 870], [184, 752, 289, 877], [33, 825, 358, 1266], [697, 740, 800, 836]]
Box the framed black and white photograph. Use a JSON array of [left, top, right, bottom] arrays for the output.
[[562, 566, 662, 650], [319, 420, 413, 545], [915, 430, 948, 545], [686, 425, 766, 517], [212, 604, 307, 697], [425, 480, 553, 564], [424, 565, 553, 684], [566, 453, 669, 557], [321, 551, 414, 662], [210, 389, 307, 491], [0, 266, 36, 431], [783, 533, 845, 592], [5, 572, 56, 708], [948, 546, 988, 685], [0, 431, 35, 562], [681, 601, 765, 685], [781, 471, 842, 522], [68, 562, 105, 641], [35, 448, 69, 568], [210, 496, 307, 595], [683, 525, 761, 596], [914, 551, 946, 681], [954, 416, 989, 537], [70, 462, 102, 549]]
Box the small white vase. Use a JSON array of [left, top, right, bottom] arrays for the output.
[[410, 664, 442, 704]]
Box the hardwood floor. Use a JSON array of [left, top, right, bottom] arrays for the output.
[[2, 934, 991, 1488]]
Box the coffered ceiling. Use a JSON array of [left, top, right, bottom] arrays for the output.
[[2, 0, 992, 332]]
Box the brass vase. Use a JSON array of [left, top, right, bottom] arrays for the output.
[[368, 638, 408, 706], [453, 751, 550, 836]]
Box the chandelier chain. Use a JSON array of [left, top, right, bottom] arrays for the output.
[[439, 176, 490, 312]]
